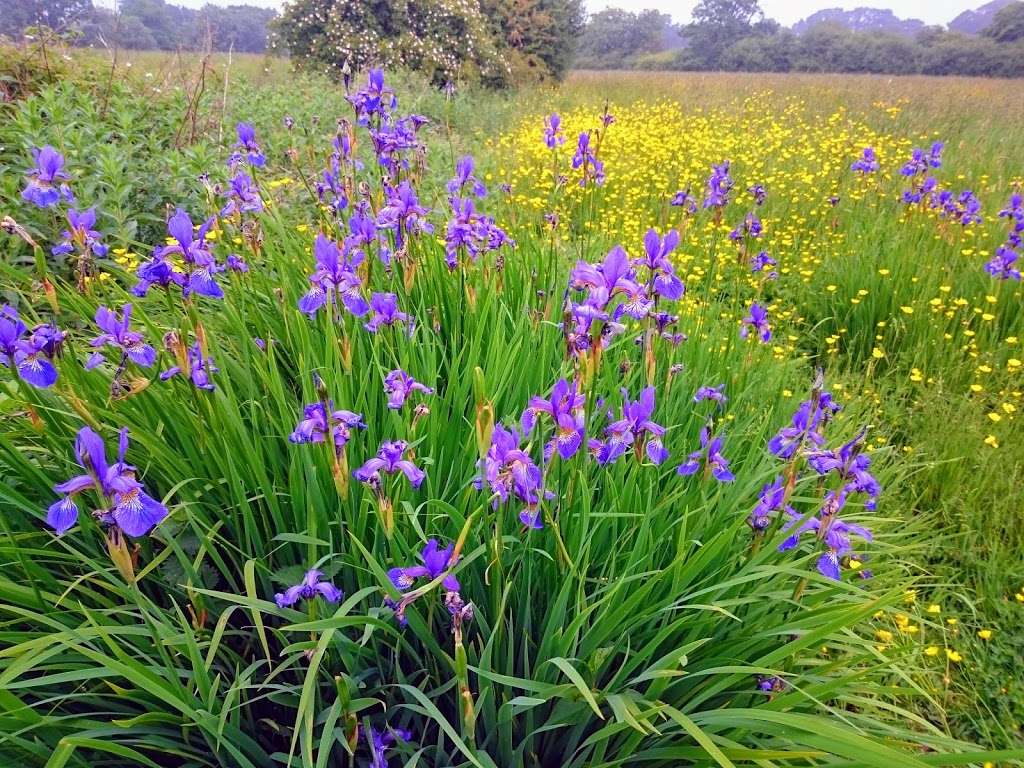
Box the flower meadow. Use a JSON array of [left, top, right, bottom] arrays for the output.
[[1, 60, 1023, 767]]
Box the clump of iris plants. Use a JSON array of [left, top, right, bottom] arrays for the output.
[[1, 66, 995, 768]]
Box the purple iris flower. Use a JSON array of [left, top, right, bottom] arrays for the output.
[[298, 233, 369, 317], [998, 193, 1023, 250], [806, 429, 881, 510], [750, 250, 777, 279], [565, 300, 629, 353], [347, 68, 397, 125], [768, 391, 841, 459], [740, 303, 771, 343], [670, 188, 698, 214], [570, 246, 649, 316], [132, 250, 184, 297], [367, 113, 421, 170], [84, 304, 156, 371], [748, 476, 794, 531], [571, 131, 605, 187], [543, 113, 565, 149], [354, 440, 425, 489], [388, 538, 458, 591], [729, 212, 763, 242], [757, 676, 786, 693], [317, 163, 349, 216], [383, 369, 432, 409], [999, 193, 1023, 222], [593, 386, 667, 465], [367, 724, 411, 768], [444, 197, 513, 270], [135, 209, 223, 299], [900, 141, 943, 177], [703, 161, 733, 209], [900, 143, 943, 204], [779, 492, 872, 580], [46, 426, 168, 537], [694, 384, 727, 407], [369, 114, 428, 175], [851, 147, 879, 174], [377, 181, 433, 250], [220, 171, 263, 217], [160, 342, 217, 390], [290, 401, 365, 455], [30, 323, 65, 359], [902, 175, 937, 205], [677, 425, 734, 482], [932, 188, 982, 226], [521, 378, 586, 461], [51, 208, 108, 257], [22, 145, 74, 208], [226, 254, 248, 272], [476, 423, 546, 528], [634, 228, 684, 300], [344, 204, 389, 264], [0, 304, 60, 388], [274, 569, 343, 608], [748, 183, 767, 205], [231, 122, 265, 167], [364, 293, 411, 334], [985, 246, 1020, 281], [447, 155, 486, 198]]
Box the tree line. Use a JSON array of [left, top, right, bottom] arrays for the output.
[[0, 0, 277, 54], [578, 0, 1024, 77]]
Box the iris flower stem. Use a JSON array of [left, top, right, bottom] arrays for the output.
[[792, 576, 809, 602]]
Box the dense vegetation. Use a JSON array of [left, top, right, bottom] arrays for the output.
[[0, 0, 276, 53], [275, 0, 584, 85], [578, 0, 1024, 77], [0, 44, 1023, 766]]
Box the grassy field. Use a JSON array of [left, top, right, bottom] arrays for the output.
[[0, 46, 1022, 765]]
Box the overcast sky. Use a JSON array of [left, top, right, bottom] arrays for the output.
[[99, 0, 984, 28]]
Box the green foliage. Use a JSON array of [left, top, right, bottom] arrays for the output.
[[719, 30, 796, 72], [275, 0, 512, 86], [586, 0, 1024, 77], [575, 8, 670, 70], [483, 0, 586, 80], [0, 0, 91, 34], [682, 0, 778, 70], [982, 1, 1024, 43], [1, 55, 1024, 765], [275, 0, 582, 86], [0, 0, 277, 54]]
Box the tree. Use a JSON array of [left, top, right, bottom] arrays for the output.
[[721, 30, 795, 72], [118, 0, 196, 50], [576, 8, 670, 69], [77, 8, 160, 50], [982, 1, 1024, 43], [193, 5, 277, 53], [791, 22, 858, 72], [482, 0, 586, 80], [918, 32, 1013, 76], [682, 0, 774, 69], [855, 32, 918, 73], [0, 0, 92, 36], [274, 0, 576, 86]]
